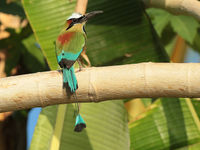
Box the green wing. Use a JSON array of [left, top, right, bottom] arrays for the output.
[[56, 31, 86, 56]]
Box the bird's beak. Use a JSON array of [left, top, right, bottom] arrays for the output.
[[66, 11, 103, 30], [80, 11, 103, 22]]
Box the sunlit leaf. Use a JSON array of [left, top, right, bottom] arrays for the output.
[[129, 98, 200, 150], [147, 8, 170, 36], [170, 15, 199, 44], [22, 0, 169, 149]]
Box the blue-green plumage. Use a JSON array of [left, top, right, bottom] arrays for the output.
[[57, 50, 83, 62], [57, 50, 83, 92], [55, 11, 103, 132], [63, 67, 77, 93], [75, 114, 86, 125], [74, 114, 86, 132]]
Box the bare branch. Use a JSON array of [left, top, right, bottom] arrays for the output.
[[0, 63, 200, 112], [143, 0, 200, 21], [75, 0, 88, 14]]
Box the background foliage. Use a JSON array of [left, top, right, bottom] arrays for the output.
[[0, 0, 200, 150]]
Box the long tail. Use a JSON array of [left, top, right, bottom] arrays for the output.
[[63, 66, 78, 93], [63, 67, 86, 132]]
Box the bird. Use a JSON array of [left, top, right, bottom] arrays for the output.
[[55, 11, 103, 132]]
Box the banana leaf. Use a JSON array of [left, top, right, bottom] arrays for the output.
[[129, 98, 200, 150], [22, 0, 169, 149]]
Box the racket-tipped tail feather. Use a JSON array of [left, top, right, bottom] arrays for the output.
[[74, 114, 86, 132]]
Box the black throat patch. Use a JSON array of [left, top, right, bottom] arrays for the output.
[[59, 58, 75, 69]]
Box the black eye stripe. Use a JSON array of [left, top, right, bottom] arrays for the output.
[[71, 16, 84, 24], [78, 16, 84, 21], [72, 18, 78, 22], [66, 16, 85, 30]]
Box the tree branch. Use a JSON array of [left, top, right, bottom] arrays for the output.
[[0, 63, 200, 112], [75, 0, 88, 14], [143, 0, 200, 21]]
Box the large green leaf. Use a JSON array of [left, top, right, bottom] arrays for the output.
[[22, 0, 169, 150], [30, 102, 129, 150], [86, 1, 168, 66], [170, 15, 199, 44], [147, 8, 200, 45], [176, 142, 200, 150], [191, 31, 200, 54], [22, 0, 77, 69], [191, 99, 200, 120], [129, 98, 200, 150], [147, 8, 171, 36], [30, 105, 58, 150]]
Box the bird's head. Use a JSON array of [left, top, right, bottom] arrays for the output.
[[65, 11, 103, 31]]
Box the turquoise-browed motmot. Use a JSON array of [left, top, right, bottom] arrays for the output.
[[55, 11, 103, 132]]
